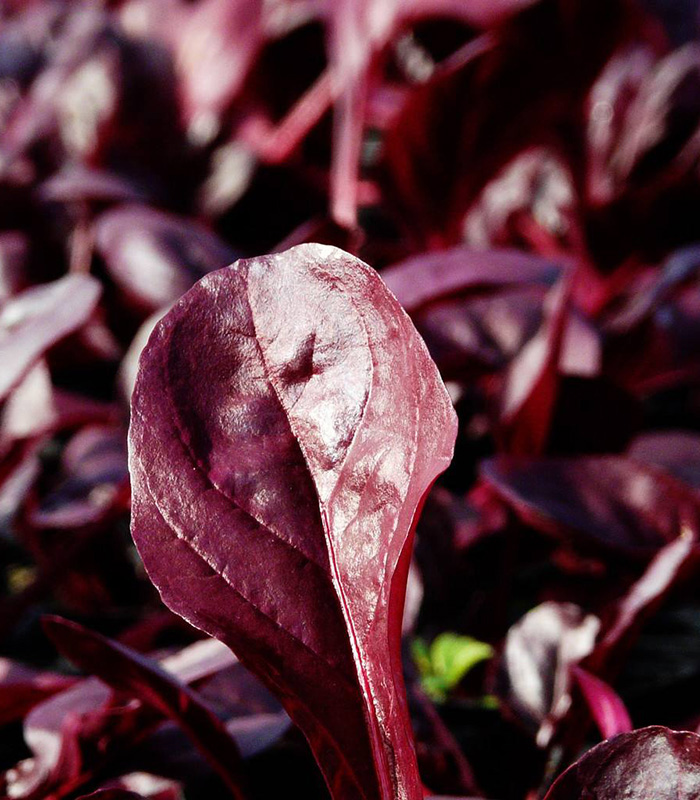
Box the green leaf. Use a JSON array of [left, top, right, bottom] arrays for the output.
[[430, 633, 493, 689], [411, 637, 432, 677], [411, 632, 494, 702]]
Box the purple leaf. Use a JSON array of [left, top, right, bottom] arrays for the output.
[[94, 205, 236, 315], [29, 425, 129, 530], [42, 616, 247, 800], [628, 431, 700, 492], [481, 456, 700, 554], [406, 284, 546, 381], [381, 247, 562, 314], [585, 44, 656, 207], [13, 676, 113, 798], [78, 772, 183, 799], [1, 361, 118, 456], [40, 166, 147, 205], [498, 602, 600, 746], [159, 637, 238, 685], [570, 666, 632, 740], [10, 638, 245, 799], [0, 658, 76, 727], [610, 45, 700, 190], [543, 726, 700, 800], [129, 243, 457, 800], [198, 662, 290, 758], [118, 308, 170, 402], [0, 274, 101, 402]]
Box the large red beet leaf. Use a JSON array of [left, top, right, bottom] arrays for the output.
[[128, 243, 458, 800]]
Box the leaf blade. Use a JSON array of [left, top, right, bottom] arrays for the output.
[[129, 243, 458, 800]]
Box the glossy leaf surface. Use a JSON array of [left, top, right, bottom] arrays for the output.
[[129, 243, 458, 800], [544, 726, 700, 800], [570, 666, 632, 740]]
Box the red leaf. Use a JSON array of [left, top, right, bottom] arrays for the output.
[[498, 279, 570, 455], [586, 529, 697, 675], [174, 0, 264, 141], [326, 0, 535, 227], [128, 243, 457, 800], [570, 666, 632, 740], [10, 638, 249, 799], [42, 616, 247, 800], [543, 727, 700, 800]]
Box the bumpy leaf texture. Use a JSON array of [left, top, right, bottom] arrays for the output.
[[129, 244, 458, 800], [543, 726, 700, 800]]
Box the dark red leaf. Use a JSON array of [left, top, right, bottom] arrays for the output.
[[42, 616, 247, 800], [481, 456, 700, 554], [543, 726, 700, 800], [586, 529, 697, 675], [129, 243, 457, 800]]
